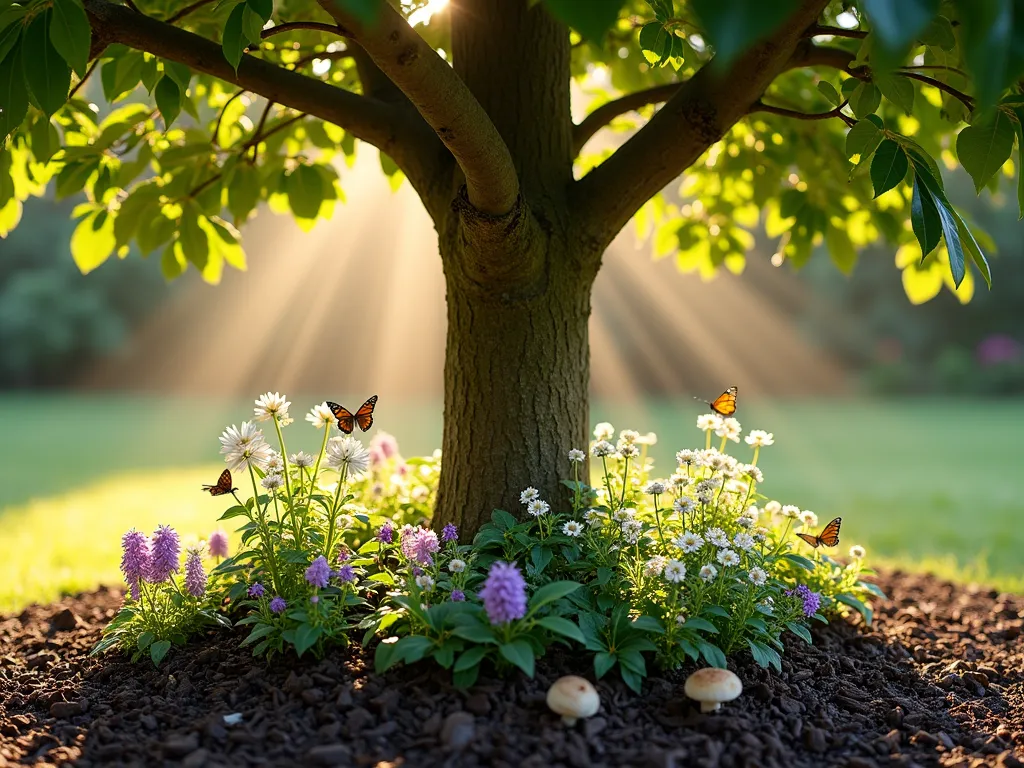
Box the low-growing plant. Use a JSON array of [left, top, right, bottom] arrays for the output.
[[96, 392, 882, 690]]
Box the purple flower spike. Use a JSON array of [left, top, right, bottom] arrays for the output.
[[787, 584, 822, 617], [377, 522, 395, 544], [120, 529, 151, 597], [184, 549, 207, 598], [450, 589, 466, 603], [148, 525, 181, 583], [478, 562, 527, 625], [248, 582, 265, 598], [305, 556, 331, 588], [208, 530, 229, 558], [337, 547, 350, 563], [270, 596, 286, 614], [337, 564, 356, 584], [402, 528, 439, 565], [441, 523, 458, 543]]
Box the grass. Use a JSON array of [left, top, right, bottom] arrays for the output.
[[1, 395, 1021, 611]]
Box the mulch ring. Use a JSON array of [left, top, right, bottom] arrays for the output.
[[1, 571, 1022, 768]]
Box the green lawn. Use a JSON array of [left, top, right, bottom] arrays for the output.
[[1, 395, 1021, 611]]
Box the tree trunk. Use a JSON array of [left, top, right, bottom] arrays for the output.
[[434, 199, 598, 534]]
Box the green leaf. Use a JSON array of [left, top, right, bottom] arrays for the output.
[[527, 580, 581, 614], [242, 3, 264, 46], [630, 615, 664, 634], [154, 75, 181, 127], [1008, 105, 1024, 219], [240, 623, 275, 646], [638, 22, 670, 65], [29, 115, 59, 163], [911, 161, 967, 287], [785, 621, 813, 644], [870, 139, 908, 198], [394, 634, 433, 664], [703, 605, 731, 618], [956, 109, 1016, 193], [286, 163, 324, 219], [178, 203, 210, 270], [150, 639, 172, 666], [849, 82, 881, 118], [161, 241, 187, 280], [860, 0, 939, 53], [697, 641, 727, 669], [101, 50, 143, 102], [593, 651, 616, 678], [744, 617, 768, 634], [136, 631, 154, 650], [331, 0, 378, 26], [293, 623, 322, 656], [825, 225, 857, 275], [491, 509, 517, 530], [453, 645, 489, 673], [873, 73, 915, 115], [682, 617, 719, 634], [690, 0, 800, 67], [747, 639, 782, 671], [499, 640, 535, 677], [918, 16, 955, 50], [782, 553, 816, 571], [222, 3, 247, 72], [836, 594, 874, 625], [956, 218, 992, 289], [543, 0, 625, 41], [537, 616, 585, 643], [71, 209, 116, 274], [530, 545, 552, 575], [162, 60, 191, 90], [21, 13, 71, 118], [817, 81, 840, 107], [49, 0, 91, 78], [911, 173, 941, 256], [957, 0, 1014, 107], [374, 639, 402, 673], [451, 621, 497, 644]]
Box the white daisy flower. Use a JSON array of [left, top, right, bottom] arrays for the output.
[[644, 556, 667, 577], [670, 473, 691, 489], [715, 417, 742, 442], [753, 527, 770, 542], [325, 436, 370, 477], [617, 442, 639, 458], [707, 528, 728, 547], [663, 559, 686, 583], [741, 464, 764, 483], [674, 532, 704, 553], [636, 432, 657, 446], [781, 505, 801, 519], [289, 451, 314, 469], [261, 473, 283, 490], [695, 479, 720, 496], [593, 422, 615, 441], [618, 429, 640, 445], [520, 487, 540, 504], [699, 564, 718, 582], [583, 509, 604, 528], [764, 500, 782, 516], [621, 519, 643, 544], [222, 431, 273, 473], [266, 451, 284, 474], [733, 532, 755, 551], [448, 558, 466, 573], [759, 596, 774, 610], [675, 613, 686, 625], [254, 392, 293, 426], [219, 421, 264, 455], [717, 548, 740, 567], [562, 520, 583, 537], [591, 440, 615, 457], [568, 449, 586, 463], [645, 480, 668, 495], [737, 513, 756, 529], [526, 499, 549, 517], [798, 510, 819, 528], [849, 545, 866, 559], [745, 430, 774, 447], [415, 574, 435, 592], [697, 414, 723, 432], [673, 497, 695, 515], [676, 449, 697, 466], [613, 507, 637, 522], [306, 402, 336, 430], [747, 567, 767, 586]]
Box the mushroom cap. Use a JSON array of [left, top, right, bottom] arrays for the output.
[[684, 668, 743, 704], [546, 676, 600, 719]]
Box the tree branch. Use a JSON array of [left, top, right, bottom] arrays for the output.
[[805, 24, 868, 39], [896, 70, 975, 111], [572, 0, 831, 253], [163, 0, 214, 24], [260, 21, 343, 39], [84, 0, 447, 216], [750, 99, 855, 126], [317, 0, 518, 215]]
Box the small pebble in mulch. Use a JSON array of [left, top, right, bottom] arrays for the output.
[[1, 570, 1023, 767]]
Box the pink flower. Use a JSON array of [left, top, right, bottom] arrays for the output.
[[208, 530, 229, 558]]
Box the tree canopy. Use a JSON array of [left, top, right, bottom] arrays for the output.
[[0, 0, 1022, 303]]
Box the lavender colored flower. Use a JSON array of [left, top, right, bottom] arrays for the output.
[[450, 589, 466, 602], [248, 582, 265, 598], [337, 564, 356, 584], [787, 584, 822, 617], [305, 556, 331, 588], [310, 595, 320, 604], [441, 523, 459, 543], [208, 529, 229, 558], [120, 529, 151, 597], [184, 548, 207, 598], [401, 527, 440, 565], [377, 522, 395, 544], [270, 596, 286, 614], [478, 561, 528, 625], [148, 525, 181, 583], [337, 547, 350, 563]]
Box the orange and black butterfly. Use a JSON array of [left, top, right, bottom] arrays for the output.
[[202, 469, 237, 497], [695, 386, 738, 417], [327, 395, 378, 434], [797, 517, 842, 548]]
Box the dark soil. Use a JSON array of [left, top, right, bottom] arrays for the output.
[[1, 570, 1022, 768]]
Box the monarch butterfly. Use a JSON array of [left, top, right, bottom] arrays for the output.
[[796, 517, 842, 548], [327, 395, 378, 434], [695, 386, 738, 417], [202, 469, 237, 497]]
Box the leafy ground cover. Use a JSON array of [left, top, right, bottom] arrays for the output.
[[1, 395, 1021, 611]]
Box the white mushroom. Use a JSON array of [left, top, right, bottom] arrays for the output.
[[546, 675, 600, 725], [684, 668, 743, 713]]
